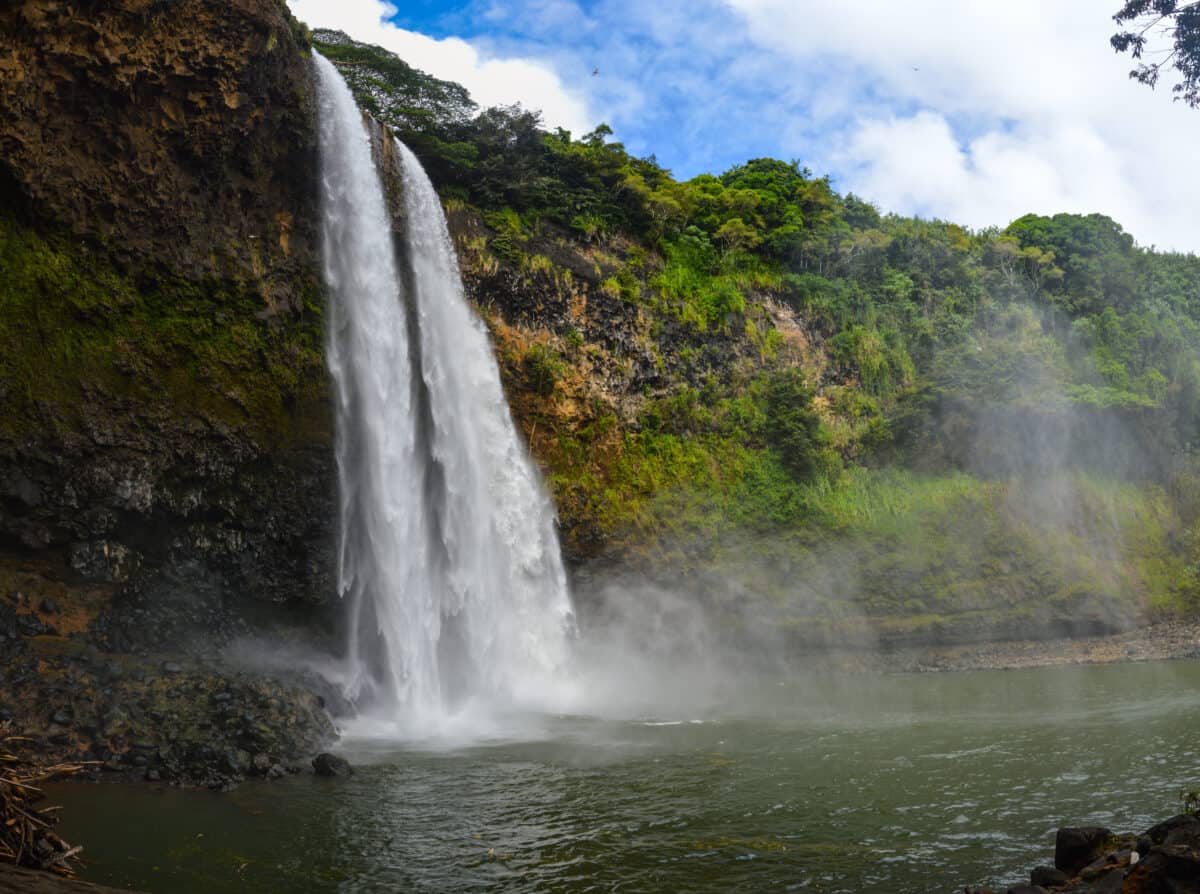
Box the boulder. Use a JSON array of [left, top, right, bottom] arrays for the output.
[[1030, 865, 1069, 887], [1144, 814, 1200, 847], [312, 752, 353, 778], [1055, 826, 1112, 874], [1130, 843, 1200, 891]]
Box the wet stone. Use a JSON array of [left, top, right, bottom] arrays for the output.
[[1030, 865, 1069, 887], [1055, 827, 1112, 874], [312, 752, 352, 777]]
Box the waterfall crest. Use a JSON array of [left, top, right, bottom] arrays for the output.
[[312, 52, 575, 734]]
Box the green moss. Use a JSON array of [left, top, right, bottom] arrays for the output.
[[0, 215, 328, 445]]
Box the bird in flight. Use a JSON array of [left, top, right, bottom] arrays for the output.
[[592, 68, 600, 76]]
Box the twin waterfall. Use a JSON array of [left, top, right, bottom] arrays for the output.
[[312, 53, 575, 733]]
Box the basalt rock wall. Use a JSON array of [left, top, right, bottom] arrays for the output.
[[0, 0, 337, 660]]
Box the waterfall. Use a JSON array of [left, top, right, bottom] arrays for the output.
[[312, 52, 575, 733]]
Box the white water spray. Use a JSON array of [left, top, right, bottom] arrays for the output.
[[312, 53, 575, 735]]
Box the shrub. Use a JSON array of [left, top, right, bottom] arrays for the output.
[[763, 368, 827, 480], [524, 343, 567, 396]]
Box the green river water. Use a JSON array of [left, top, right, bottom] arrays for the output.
[[50, 660, 1200, 893]]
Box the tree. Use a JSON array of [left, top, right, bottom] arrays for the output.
[[763, 368, 826, 479], [1112, 1, 1200, 107], [714, 217, 761, 254]]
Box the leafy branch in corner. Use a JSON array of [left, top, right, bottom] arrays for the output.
[[1112, 1, 1200, 106]]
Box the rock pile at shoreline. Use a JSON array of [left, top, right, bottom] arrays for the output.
[[967, 813, 1200, 893]]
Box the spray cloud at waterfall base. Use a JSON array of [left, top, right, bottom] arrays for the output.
[[313, 52, 576, 739]]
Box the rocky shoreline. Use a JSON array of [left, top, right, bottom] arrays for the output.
[[968, 812, 1200, 893], [819, 618, 1200, 676], [0, 612, 340, 790]]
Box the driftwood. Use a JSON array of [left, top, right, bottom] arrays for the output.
[[0, 723, 92, 878]]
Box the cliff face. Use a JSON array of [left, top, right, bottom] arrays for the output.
[[0, 0, 346, 785], [0, 0, 317, 290], [0, 0, 337, 684]]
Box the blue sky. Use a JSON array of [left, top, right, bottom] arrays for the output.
[[290, 0, 1200, 251], [377, 0, 874, 180]]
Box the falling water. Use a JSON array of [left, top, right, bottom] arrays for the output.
[[312, 52, 575, 734]]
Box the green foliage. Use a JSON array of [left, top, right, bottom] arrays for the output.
[[763, 368, 828, 480], [829, 324, 915, 398], [653, 238, 749, 329], [931, 303, 1069, 403], [313, 33, 475, 128], [523, 343, 567, 396], [1112, 1, 1200, 108], [1184, 789, 1200, 816], [1006, 213, 1136, 314]]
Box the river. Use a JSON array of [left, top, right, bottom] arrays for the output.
[[50, 660, 1200, 893]]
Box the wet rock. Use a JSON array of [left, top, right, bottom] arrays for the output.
[[1055, 826, 1112, 874], [161, 661, 183, 674], [312, 752, 353, 777], [223, 749, 251, 774], [4, 474, 43, 510], [68, 540, 141, 583], [1005, 886, 1047, 894], [15, 613, 49, 636], [1083, 869, 1127, 893], [1030, 866, 1069, 887], [1145, 814, 1200, 847], [1126, 843, 1200, 889], [0, 606, 15, 641]]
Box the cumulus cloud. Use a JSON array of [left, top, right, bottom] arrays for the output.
[[291, 0, 1200, 249], [725, 0, 1200, 250], [286, 0, 595, 135]]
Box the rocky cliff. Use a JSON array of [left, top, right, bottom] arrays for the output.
[[0, 0, 338, 784], [0, 0, 334, 634]]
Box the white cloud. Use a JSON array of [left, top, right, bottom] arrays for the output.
[[287, 0, 595, 135], [725, 0, 1200, 251]]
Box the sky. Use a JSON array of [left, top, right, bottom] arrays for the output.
[[287, 0, 1200, 252]]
